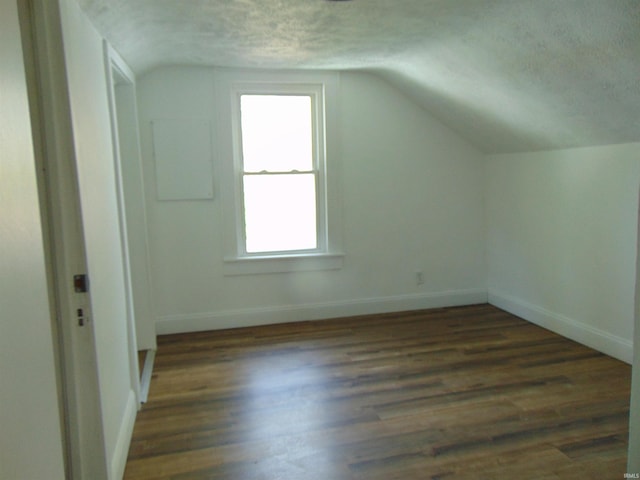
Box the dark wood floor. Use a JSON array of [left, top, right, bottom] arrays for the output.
[[138, 350, 147, 376], [124, 304, 631, 479]]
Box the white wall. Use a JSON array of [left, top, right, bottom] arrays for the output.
[[486, 143, 640, 363], [137, 67, 487, 333], [59, 0, 137, 477], [0, 0, 66, 477]]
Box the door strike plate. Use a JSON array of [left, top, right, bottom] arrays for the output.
[[73, 274, 88, 293]]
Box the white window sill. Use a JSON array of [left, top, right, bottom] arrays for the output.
[[223, 252, 344, 276]]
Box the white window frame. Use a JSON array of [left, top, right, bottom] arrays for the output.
[[234, 84, 325, 256], [216, 70, 343, 275]]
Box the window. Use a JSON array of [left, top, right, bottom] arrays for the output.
[[217, 71, 343, 275], [240, 94, 320, 254]]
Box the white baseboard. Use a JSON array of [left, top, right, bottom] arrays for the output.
[[488, 289, 633, 364], [110, 389, 137, 480], [139, 349, 156, 404], [156, 289, 488, 335]]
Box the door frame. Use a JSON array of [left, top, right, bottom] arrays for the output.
[[103, 42, 143, 406], [628, 185, 640, 472], [18, 0, 111, 478]]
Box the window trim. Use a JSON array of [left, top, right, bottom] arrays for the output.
[[215, 69, 343, 275]]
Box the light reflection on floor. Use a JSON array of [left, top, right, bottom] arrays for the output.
[[238, 357, 347, 479]]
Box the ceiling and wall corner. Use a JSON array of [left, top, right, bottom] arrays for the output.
[[76, 0, 639, 154]]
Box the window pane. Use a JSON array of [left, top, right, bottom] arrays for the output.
[[240, 95, 313, 173], [243, 174, 317, 253]]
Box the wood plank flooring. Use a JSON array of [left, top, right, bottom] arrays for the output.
[[138, 350, 147, 375], [124, 304, 631, 479]]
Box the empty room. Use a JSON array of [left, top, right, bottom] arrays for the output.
[[2, 0, 639, 479]]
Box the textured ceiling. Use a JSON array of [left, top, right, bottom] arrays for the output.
[[77, 0, 640, 153]]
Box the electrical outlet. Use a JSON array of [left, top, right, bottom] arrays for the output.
[[415, 271, 424, 285]]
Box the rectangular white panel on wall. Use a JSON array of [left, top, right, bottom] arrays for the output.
[[152, 118, 214, 200]]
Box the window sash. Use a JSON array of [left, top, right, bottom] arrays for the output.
[[240, 171, 320, 255], [236, 89, 325, 256], [239, 94, 314, 174]]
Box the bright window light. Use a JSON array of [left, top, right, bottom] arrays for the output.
[[243, 174, 317, 253], [239, 94, 319, 254], [241, 95, 313, 173]]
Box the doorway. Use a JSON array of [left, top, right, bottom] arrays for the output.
[[105, 44, 156, 403]]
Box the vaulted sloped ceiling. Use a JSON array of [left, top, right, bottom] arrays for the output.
[[77, 0, 640, 153]]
